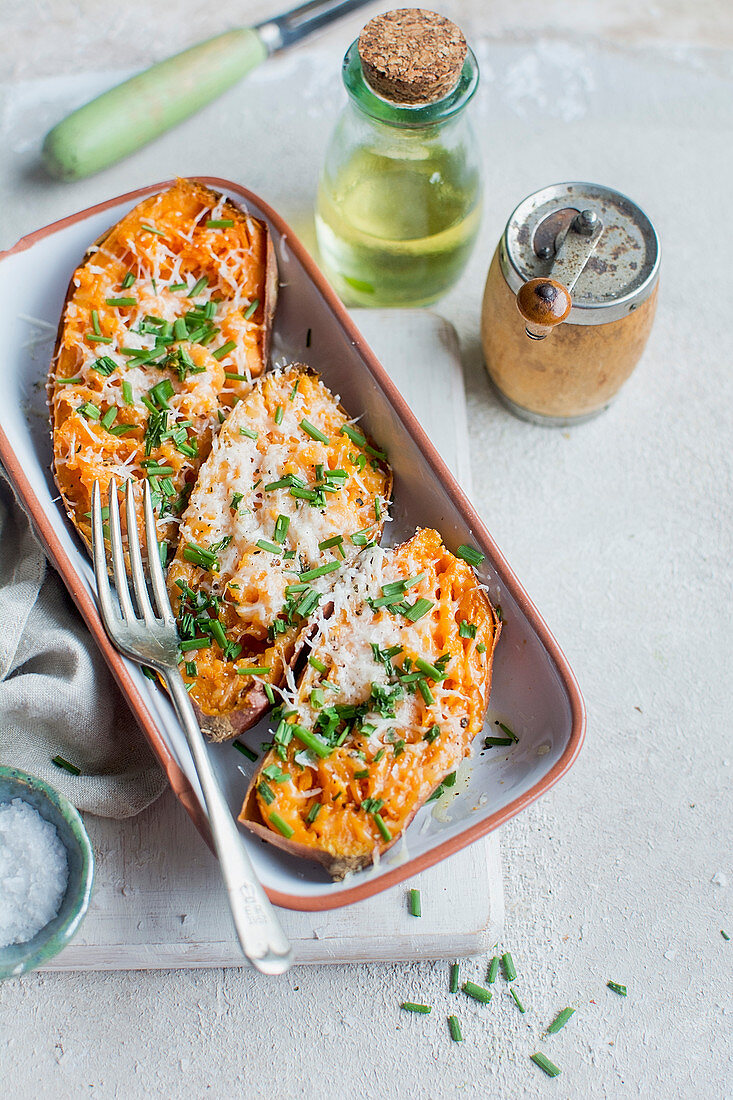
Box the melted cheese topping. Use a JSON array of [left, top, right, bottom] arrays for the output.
[[166, 365, 391, 717], [243, 528, 499, 867], [50, 178, 272, 551]]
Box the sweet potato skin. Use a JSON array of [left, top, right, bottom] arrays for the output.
[[239, 530, 501, 878]]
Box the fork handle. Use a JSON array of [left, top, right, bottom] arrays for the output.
[[163, 670, 293, 974]]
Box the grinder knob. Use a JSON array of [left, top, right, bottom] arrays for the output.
[[516, 278, 572, 340]]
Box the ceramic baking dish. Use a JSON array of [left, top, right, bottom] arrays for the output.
[[0, 178, 585, 910]]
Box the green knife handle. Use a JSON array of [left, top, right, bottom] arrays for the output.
[[42, 29, 268, 181]]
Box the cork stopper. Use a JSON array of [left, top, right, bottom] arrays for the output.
[[358, 9, 467, 105]]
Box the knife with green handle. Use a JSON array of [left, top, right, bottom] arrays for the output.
[[43, 0, 373, 181]]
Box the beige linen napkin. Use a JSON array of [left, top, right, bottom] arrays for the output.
[[0, 469, 166, 817]]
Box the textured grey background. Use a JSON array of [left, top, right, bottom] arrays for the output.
[[1, 2, 732, 1097]]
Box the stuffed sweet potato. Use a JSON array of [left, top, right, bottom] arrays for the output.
[[49, 177, 277, 558], [166, 363, 393, 741], [239, 528, 501, 878]]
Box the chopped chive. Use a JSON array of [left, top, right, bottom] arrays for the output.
[[477, 643, 487, 654], [409, 889, 422, 917], [341, 424, 366, 448], [501, 952, 517, 981], [274, 404, 284, 425], [255, 540, 282, 556], [375, 498, 381, 520], [443, 772, 457, 788], [208, 620, 228, 652], [258, 782, 275, 806], [401, 1003, 431, 1014], [415, 657, 445, 681], [404, 598, 434, 623], [459, 620, 477, 639], [308, 656, 327, 673], [373, 813, 391, 842], [456, 543, 485, 567], [233, 740, 258, 762], [238, 426, 258, 439], [236, 666, 272, 676], [292, 725, 331, 759], [149, 378, 175, 409], [105, 297, 136, 307], [530, 1053, 561, 1079], [488, 956, 500, 983], [450, 963, 459, 993], [485, 737, 513, 747], [547, 1007, 575, 1034], [319, 535, 344, 551], [462, 982, 492, 1004], [141, 223, 164, 236], [121, 271, 135, 288], [607, 981, 627, 996], [213, 340, 237, 361], [354, 769, 369, 780], [404, 572, 426, 589], [373, 748, 386, 763], [184, 661, 196, 677], [187, 275, 209, 298], [169, 282, 188, 292], [448, 1016, 463, 1042], [273, 515, 290, 544], [289, 379, 300, 401], [417, 679, 434, 705], [121, 380, 134, 406], [91, 308, 101, 335], [423, 725, 441, 743], [495, 721, 518, 742], [56, 376, 82, 384], [101, 407, 117, 430], [298, 561, 341, 582], [86, 334, 113, 343], [51, 755, 81, 776], [180, 638, 211, 652], [510, 988, 526, 1014], [264, 683, 275, 704], [78, 401, 100, 420], [91, 355, 117, 377], [306, 802, 321, 824], [244, 298, 259, 320], [158, 541, 169, 569], [722, 930, 731, 941], [269, 812, 294, 838], [182, 544, 219, 571], [173, 317, 188, 341], [300, 419, 329, 444], [205, 218, 234, 228]]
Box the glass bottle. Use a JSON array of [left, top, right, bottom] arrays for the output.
[[315, 38, 482, 308]]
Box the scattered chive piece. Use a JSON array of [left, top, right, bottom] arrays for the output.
[[547, 1007, 575, 1034], [290, 379, 300, 401], [488, 956, 500, 983], [354, 769, 369, 780], [256, 539, 282, 555], [258, 782, 275, 806], [341, 424, 366, 448], [373, 748, 386, 763], [238, 426, 258, 439], [91, 308, 101, 335], [187, 275, 209, 298], [477, 643, 486, 654], [373, 813, 391, 842], [51, 755, 81, 776], [510, 988, 526, 1014], [86, 334, 112, 343], [299, 561, 341, 582], [269, 812, 294, 839], [722, 930, 731, 941], [309, 656, 327, 673], [233, 740, 258, 762], [292, 725, 331, 759], [274, 404, 284, 425], [409, 889, 422, 918], [169, 282, 187, 292], [205, 218, 234, 228], [450, 963, 459, 993], [456, 543, 485, 567], [448, 1016, 463, 1042], [404, 598, 434, 623], [141, 223, 164, 236], [401, 1003, 431, 1014], [306, 801, 321, 824], [495, 721, 518, 741], [180, 638, 211, 652], [121, 271, 135, 288], [274, 514, 290, 543], [319, 535, 344, 551], [105, 297, 136, 307], [244, 298, 259, 320], [101, 407, 117, 430], [501, 952, 517, 981], [531, 1053, 561, 1079], [56, 376, 82, 384], [415, 657, 445, 681], [236, 666, 272, 676], [607, 981, 627, 996], [264, 683, 275, 704], [184, 661, 196, 677], [485, 737, 513, 747], [418, 679, 434, 705], [463, 982, 492, 1004], [300, 419, 329, 443], [459, 620, 477, 639], [213, 340, 236, 360], [122, 380, 134, 406]]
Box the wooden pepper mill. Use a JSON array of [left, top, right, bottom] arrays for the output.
[[481, 183, 660, 424]]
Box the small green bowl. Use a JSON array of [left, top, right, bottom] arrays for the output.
[[0, 766, 94, 979]]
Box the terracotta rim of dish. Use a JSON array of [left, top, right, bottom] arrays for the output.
[[0, 177, 586, 912]]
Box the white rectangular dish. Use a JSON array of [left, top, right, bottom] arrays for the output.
[[0, 178, 585, 910]]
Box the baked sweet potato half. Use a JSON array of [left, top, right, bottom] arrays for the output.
[[49, 177, 277, 557], [239, 528, 501, 878], [166, 363, 393, 741]]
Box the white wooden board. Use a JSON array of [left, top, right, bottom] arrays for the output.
[[43, 309, 504, 970]]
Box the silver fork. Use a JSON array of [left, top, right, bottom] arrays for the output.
[[91, 476, 293, 975]]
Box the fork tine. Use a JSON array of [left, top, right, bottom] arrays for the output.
[[107, 477, 136, 622], [143, 480, 175, 626], [125, 479, 155, 625], [91, 479, 119, 634]]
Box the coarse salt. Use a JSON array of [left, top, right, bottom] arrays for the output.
[[0, 798, 68, 948]]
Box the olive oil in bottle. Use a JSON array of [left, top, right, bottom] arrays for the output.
[[315, 10, 482, 308]]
